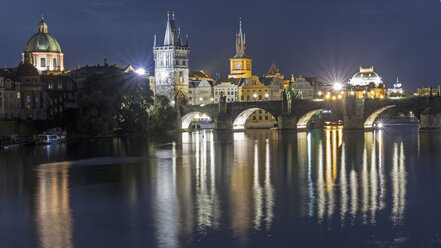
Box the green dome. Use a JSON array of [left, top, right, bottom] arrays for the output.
[[25, 32, 62, 53]]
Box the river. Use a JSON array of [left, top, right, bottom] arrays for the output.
[[0, 127, 441, 247]]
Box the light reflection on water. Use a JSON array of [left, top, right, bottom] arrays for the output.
[[1, 127, 440, 247]]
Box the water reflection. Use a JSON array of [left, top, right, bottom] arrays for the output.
[[0, 128, 424, 247], [35, 161, 73, 248]]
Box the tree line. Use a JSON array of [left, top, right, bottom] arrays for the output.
[[77, 68, 177, 136]]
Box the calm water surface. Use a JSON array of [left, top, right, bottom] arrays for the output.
[[1, 128, 441, 247]]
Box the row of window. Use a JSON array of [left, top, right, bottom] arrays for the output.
[[39, 58, 58, 68]]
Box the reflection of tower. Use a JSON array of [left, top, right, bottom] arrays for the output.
[[153, 12, 190, 102], [153, 142, 179, 248], [35, 163, 73, 248]]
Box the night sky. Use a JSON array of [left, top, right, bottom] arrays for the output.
[[1, 0, 440, 91]]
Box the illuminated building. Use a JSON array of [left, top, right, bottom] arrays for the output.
[[292, 75, 314, 99], [228, 19, 252, 79], [188, 79, 213, 105], [213, 78, 238, 103], [416, 86, 440, 97], [345, 67, 386, 99], [237, 76, 277, 128], [348, 67, 382, 87], [153, 12, 190, 103], [387, 77, 406, 97], [23, 16, 65, 74]]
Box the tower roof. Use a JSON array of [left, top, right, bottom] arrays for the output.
[[163, 12, 184, 46], [267, 62, 280, 76], [234, 18, 248, 58]]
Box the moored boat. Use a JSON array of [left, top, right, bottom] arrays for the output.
[[34, 128, 67, 145]]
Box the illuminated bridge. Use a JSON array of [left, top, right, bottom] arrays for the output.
[[177, 96, 441, 131]]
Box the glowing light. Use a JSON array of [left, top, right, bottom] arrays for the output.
[[318, 91, 322, 96], [337, 95, 342, 99], [135, 68, 146, 75], [265, 93, 269, 98], [210, 97, 214, 101], [332, 96, 336, 100], [380, 95, 384, 99], [377, 122, 384, 128], [253, 94, 257, 98], [325, 95, 330, 99], [199, 97, 203, 101], [333, 82, 343, 91]]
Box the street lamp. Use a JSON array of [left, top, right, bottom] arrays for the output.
[[265, 93, 269, 100], [253, 93, 257, 102], [135, 68, 146, 75], [333, 82, 343, 91]]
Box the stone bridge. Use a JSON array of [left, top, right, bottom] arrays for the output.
[[177, 96, 441, 131]]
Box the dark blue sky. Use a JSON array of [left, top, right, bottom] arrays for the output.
[[1, 0, 440, 91]]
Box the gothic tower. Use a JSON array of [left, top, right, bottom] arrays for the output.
[[228, 19, 252, 79], [153, 12, 190, 103]]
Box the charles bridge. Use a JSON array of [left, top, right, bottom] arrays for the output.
[[178, 95, 441, 131]]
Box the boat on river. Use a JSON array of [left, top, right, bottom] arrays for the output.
[[34, 128, 67, 145]]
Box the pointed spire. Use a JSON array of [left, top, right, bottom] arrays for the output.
[[185, 34, 189, 47], [177, 27, 182, 46], [234, 17, 248, 58], [164, 11, 175, 45], [153, 34, 157, 47], [267, 62, 280, 76], [172, 11, 175, 20]]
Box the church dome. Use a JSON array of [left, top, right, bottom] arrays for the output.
[[24, 17, 62, 53], [16, 62, 39, 77], [348, 66, 382, 86]]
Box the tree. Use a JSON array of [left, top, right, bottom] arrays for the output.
[[148, 95, 177, 133]]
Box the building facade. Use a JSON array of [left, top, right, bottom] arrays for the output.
[[0, 61, 47, 120], [292, 75, 314, 99], [188, 79, 213, 105], [153, 13, 190, 104], [213, 78, 238, 103], [22, 16, 64, 74]]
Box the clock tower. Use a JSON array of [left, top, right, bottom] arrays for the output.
[[228, 19, 252, 79]]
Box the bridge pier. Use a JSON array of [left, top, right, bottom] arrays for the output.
[[343, 97, 365, 130], [214, 113, 233, 130], [277, 113, 297, 130], [420, 97, 441, 130]]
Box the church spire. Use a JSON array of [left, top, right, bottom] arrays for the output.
[[163, 11, 181, 46], [234, 18, 248, 58]]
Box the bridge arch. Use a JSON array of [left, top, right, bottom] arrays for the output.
[[233, 107, 277, 130], [296, 109, 325, 130], [181, 112, 214, 130], [364, 105, 396, 129]]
